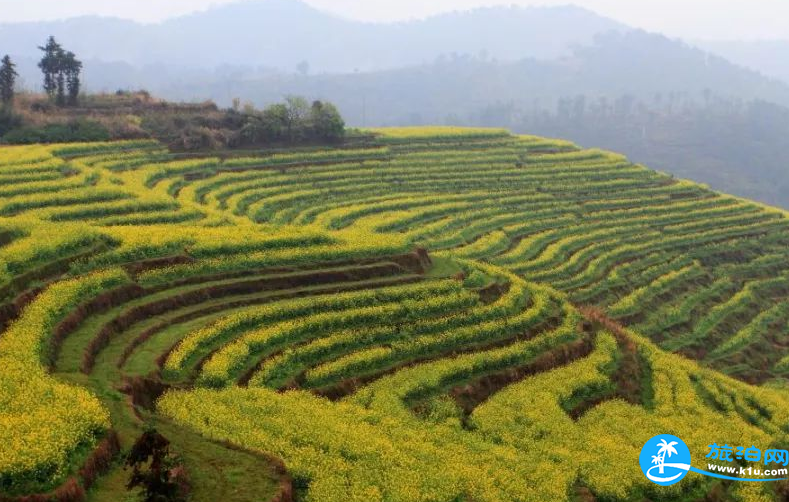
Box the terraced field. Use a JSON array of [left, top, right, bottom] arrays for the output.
[[3, 127, 789, 502]]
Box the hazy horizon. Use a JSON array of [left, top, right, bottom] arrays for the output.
[[1, 0, 789, 41]]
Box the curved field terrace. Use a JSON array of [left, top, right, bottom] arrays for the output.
[[2, 128, 789, 501]]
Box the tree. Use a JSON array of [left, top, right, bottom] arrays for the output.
[[37, 37, 82, 105], [0, 55, 18, 106], [38, 36, 62, 99], [284, 96, 310, 142], [310, 100, 345, 141], [241, 103, 288, 143], [126, 428, 187, 502], [54, 47, 67, 105], [238, 97, 345, 146], [63, 51, 82, 105]]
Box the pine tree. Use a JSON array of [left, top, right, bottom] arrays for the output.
[[0, 55, 18, 106]]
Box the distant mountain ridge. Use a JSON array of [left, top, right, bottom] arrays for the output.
[[143, 31, 789, 121], [0, 0, 625, 74], [696, 39, 789, 84]]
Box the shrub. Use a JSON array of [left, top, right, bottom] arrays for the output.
[[125, 429, 188, 502], [0, 107, 22, 136], [3, 120, 110, 144]]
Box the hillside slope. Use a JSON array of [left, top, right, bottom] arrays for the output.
[[1, 128, 789, 501]]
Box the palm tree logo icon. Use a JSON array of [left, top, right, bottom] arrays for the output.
[[654, 439, 679, 474], [640, 434, 691, 486]]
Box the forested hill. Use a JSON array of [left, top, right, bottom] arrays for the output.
[[179, 31, 789, 120], [0, 0, 622, 73]]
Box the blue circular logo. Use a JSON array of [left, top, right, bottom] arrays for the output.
[[639, 434, 692, 486]]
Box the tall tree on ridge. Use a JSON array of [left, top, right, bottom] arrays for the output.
[[37, 37, 82, 106], [38, 36, 61, 99]]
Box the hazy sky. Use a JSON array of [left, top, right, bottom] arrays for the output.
[[1, 0, 788, 40]]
